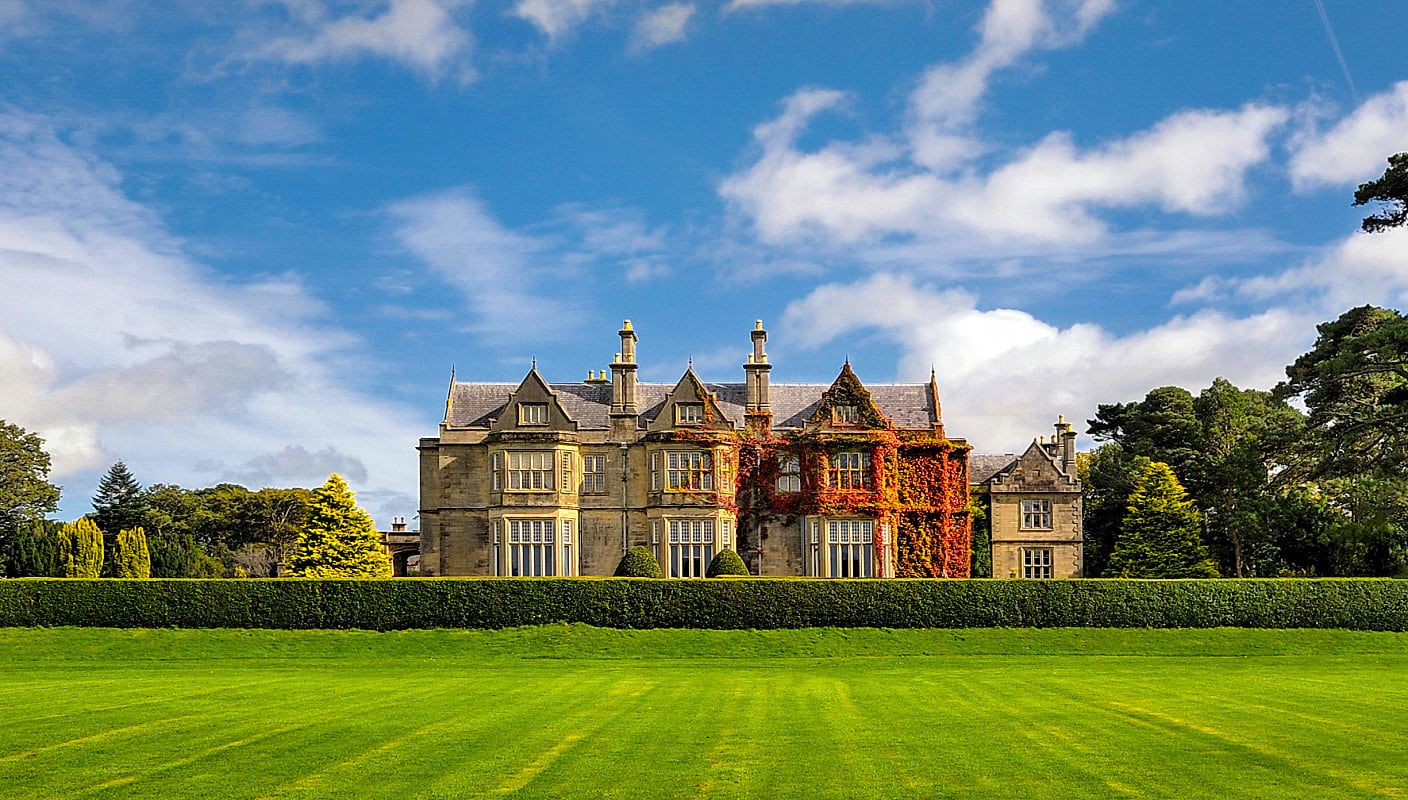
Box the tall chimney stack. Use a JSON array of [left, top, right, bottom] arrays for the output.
[[743, 319, 772, 433], [611, 320, 639, 420], [1055, 415, 1077, 475]]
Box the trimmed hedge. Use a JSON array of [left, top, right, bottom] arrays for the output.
[[1, 579, 1406, 631]]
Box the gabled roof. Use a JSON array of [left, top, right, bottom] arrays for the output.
[[445, 381, 938, 430], [969, 454, 1019, 485]]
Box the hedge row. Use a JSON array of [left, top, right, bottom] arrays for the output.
[[2, 578, 1407, 631]]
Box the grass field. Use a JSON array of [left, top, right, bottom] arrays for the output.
[[2, 627, 1407, 799]]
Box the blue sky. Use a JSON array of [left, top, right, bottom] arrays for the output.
[[1, 0, 1405, 524]]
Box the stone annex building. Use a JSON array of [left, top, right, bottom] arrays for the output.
[[418, 321, 1083, 579]]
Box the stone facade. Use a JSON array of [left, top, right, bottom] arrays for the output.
[[418, 320, 974, 578], [970, 420, 1084, 579]]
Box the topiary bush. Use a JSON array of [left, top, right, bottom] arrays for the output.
[[1, 578, 1407, 631], [614, 547, 663, 578], [706, 549, 750, 578]]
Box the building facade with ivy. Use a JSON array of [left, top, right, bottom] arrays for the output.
[[418, 320, 1074, 578]]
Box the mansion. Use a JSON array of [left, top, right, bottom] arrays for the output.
[[418, 321, 1083, 579]]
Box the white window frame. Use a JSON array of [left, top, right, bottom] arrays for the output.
[[1023, 547, 1053, 579], [518, 403, 549, 426], [506, 450, 555, 492], [491, 451, 501, 491], [776, 454, 801, 493], [826, 519, 874, 578], [828, 451, 869, 490], [581, 454, 607, 494], [676, 403, 705, 425], [1021, 498, 1054, 530], [665, 450, 714, 492], [666, 518, 716, 578], [833, 405, 860, 424], [506, 518, 557, 576], [561, 452, 575, 494]]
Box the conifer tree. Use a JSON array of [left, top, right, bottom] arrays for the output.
[[4, 521, 61, 577], [1107, 462, 1219, 578], [112, 527, 151, 578], [285, 474, 391, 578], [58, 518, 104, 578], [93, 461, 148, 574]]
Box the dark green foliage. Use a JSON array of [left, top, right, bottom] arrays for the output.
[[1, 578, 1407, 631], [967, 491, 991, 578], [1078, 444, 1150, 578], [3, 520, 62, 577], [1107, 463, 1219, 578], [93, 461, 146, 535], [1354, 152, 1408, 233], [706, 549, 750, 577], [614, 547, 662, 578], [1278, 305, 1408, 479], [0, 420, 61, 556], [147, 529, 201, 578]]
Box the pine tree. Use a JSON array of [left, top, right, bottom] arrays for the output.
[[1107, 462, 1219, 578], [4, 520, 61, 577], [285, 474, 391, 578], [93, 462, 147, 574], [112, 527, 151, 578], [58, 518, 104, 578]]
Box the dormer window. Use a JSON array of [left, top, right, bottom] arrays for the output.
[[676, 403, 704, 425], [519, 403, 548, 426], [833, 405, 860, 425]]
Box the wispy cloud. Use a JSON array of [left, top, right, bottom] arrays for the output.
[[629, 2, 695, 52]]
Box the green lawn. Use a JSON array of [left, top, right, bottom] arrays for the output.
[[2, 627, 1407, 799]]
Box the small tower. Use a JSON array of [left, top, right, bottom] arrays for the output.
[[610, 320, 640, 437], [743, 319, 772, 434], [1054, 416, 1077, 475]]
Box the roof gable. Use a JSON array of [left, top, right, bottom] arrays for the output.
[[647, 368, 737, 432], [488, 367, 578, 433], [805, 363, 892, 431]]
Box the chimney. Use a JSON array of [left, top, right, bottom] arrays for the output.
[[611, 320, 639, 418], [392, 517, 407, 533], [1055, 415, 1077, 475], [743, 319, 772, 433]]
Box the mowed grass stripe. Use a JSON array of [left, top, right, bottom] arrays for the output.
[[1, 628, 1406, 799]]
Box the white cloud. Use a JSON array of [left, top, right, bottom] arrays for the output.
[[780, 273, 1311, 452], [721, 89, 1285, 246], [0, 111, 424, 524], [387, 189, 578, 338], [254, 0, 474, 81], [512, 0, 612, 42], [724, 0, 896, 11], [1176, 227, 1408, 313], [629, 2, 695, 52], [202, 444, 370, 487], [1290, 81, 1408, 189]]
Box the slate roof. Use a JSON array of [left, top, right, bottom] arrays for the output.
[[969, 454, 1018, 485], [445, 381, 938, 430]]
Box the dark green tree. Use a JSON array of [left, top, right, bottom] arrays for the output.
[[614, 546, 662, 578], [4, 520, 62, 577], [0, 420, 61, 557], [1355, 152, 1408, 233], [1278, 306, 1408, 479], [968, 491, 992, 578], [1107, 462, 1219, 578], [93, 461, 148, 573], [706, 549, 750, 577], [1078, 444, 1150, 578]]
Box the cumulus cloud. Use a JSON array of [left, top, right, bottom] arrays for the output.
[[721, 89, 1285, 245], [512, 0, 612, 42], [0, 110, 424, 523], [1290, 81, 1408, 189], [781, 273, 1311, 452], [629, 2, 695, 52], [253, 0, 474, 81]]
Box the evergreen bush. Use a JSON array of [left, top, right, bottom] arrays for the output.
[[706, 549, 750, 578], [58, 519, 104, 578], [1, 578, 1405, 631], [614, 547, 663, 578], [111, 528, 151, 579]]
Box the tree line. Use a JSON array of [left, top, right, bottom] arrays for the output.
[[0, 447, 389, 579]]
